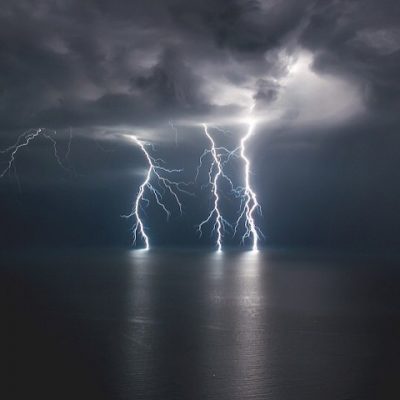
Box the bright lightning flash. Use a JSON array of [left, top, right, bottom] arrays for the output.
[[196, 123, 234, 252], [235, 122, 263, 251], [123, 136, 189, 250], [0, 128, 70, 180]]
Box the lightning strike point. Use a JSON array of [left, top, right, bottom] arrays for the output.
[[124, 135, 188, 250], [236, 122, 262, 251], [196, 124, 226, 252]]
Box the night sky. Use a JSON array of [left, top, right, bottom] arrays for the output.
[[0, 0, 400, 249]]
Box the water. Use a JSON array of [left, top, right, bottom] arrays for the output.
[[3, 248, 400, 399]]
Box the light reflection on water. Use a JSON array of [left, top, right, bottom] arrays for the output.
[[4, 248, 400, 399], [117, 249, 400, 399], [122, 249, 268, 399]]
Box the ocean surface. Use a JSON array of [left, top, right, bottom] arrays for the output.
[[3, 248, 400, 399]]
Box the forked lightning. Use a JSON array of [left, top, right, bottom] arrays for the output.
[[196, 124, 228, 251], [196, 122, 263, 251], [123, 136, 189, 249], [0, 128, 70, 179], [235, 122, 263, 251]]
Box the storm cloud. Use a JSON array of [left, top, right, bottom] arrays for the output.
[[0, 0, 379, 133]]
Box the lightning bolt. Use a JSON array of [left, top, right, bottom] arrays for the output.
[[234, 122, 263, 251], [0, 128, 70, 180], [196, 123, 235, 251], [123, 136, 190, 250], [1, 126, 263, 252], [195, 120, 263, 251]]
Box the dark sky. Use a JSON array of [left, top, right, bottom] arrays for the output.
[[0, 0, 400, 249]]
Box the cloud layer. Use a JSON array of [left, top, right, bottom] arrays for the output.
[[1, 0, 397, 136]]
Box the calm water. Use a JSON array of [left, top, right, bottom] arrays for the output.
[[3, 249, 400, 399]]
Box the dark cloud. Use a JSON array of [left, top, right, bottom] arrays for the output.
[[168, 0, 309, 53], [300, 0, 400, 114], [253, 78, 281, 106], [0, 0, 398, 132], [0, 0, 312, 131]]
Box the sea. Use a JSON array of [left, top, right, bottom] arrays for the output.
[[3, 248, 400, 399]]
